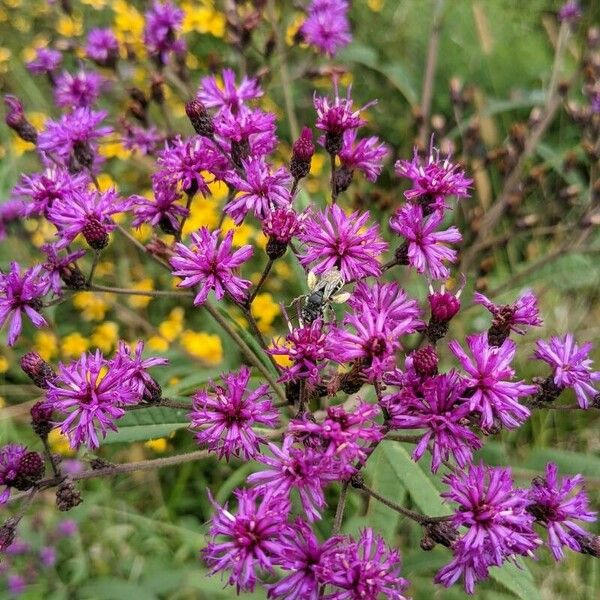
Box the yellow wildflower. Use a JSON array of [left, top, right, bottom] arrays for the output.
[[158, 307, 185, 341], [144, 438, 168, 453], [269, 341, 293, 368], [310, 152, 326, 176], [251, 293, 280, 332], [221, 217, 255, 247], [34, 331, 58, 361], [0, 356, 8, 373], [183, 199, 220, 235], [91, 322, 119, 353], [48, 429, 75, 457], [82, 0, 107, 8], [286, 13, 306, 46], [99, 142, 131, 161], [274, 261, 292, 280], [182, 3, 226, 37], [113, 0, 145, 56], [56, 15, 83, 37], [30, 220, 56, 248], [95, 173, 118, 191], [73, 292, 112, 321], [11, 113, 47, 156], [368, 0, 384, 10], [132, 223, 153, 243], [148, 335, 169, 352], [180, 330, 223, 365], [61, 332, 90, 358], [128, 278, 155, 309], [94, 261, 115, 278]]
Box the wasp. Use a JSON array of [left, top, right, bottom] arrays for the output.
[[298, 268, 351, 326]]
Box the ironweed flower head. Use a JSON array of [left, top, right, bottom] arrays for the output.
[[13, 167, 89, 217], [534, 334, 600, 408], [248, 436, 338, 521], [26, 47, 62, 75], [267, 518, 342, 600], [143, 0, 186, 64], [41, 244, 86, 294], [395, 143, 472, 211], [301, 0, 352, 58], [270, 319, 329, 385], [559, 1, 582, 24], [54, 69, 106, 109], [131, 184, 188, 235], [170, 227, 253, 306], [338, 130, 389, 182], [197, 68, 263, 115], [262, 205, 308, 253], [0, 445, 27, 503], [47, 187, 130, 250], [189, 367, 279, 460], [225, 157, 292, 225], [45, 350, 140, 449], [204, 488, 290, 593], [86, 28, 119, 67], [299, 204, 387, 282], [0, 262, 48, 346], [449, 333, 537, 430], [528, 463, 596, 560], [319, 528, 410, 600], [390, 203, 462, 280]]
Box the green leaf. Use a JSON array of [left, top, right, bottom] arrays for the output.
[[363, 444, 405, 542], [104, 407, 189, 444], [489, 559, 542, 600], [79, 578, 159, 600], [381, 442, 450, 517], [524, 447, 600, 479]]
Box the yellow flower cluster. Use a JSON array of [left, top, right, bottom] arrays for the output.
[[112, 0, 145, 57], [180, 330, 223, 364], [181, 1, 225, 37], [251, 293, 280, 333]]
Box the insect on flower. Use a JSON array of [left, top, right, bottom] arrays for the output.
[[298, 268, 351, 326]]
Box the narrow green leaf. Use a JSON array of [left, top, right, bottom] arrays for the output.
[[489, 560, 542, 600], [104, 407, 189, 444]]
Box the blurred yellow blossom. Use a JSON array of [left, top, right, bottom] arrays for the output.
[[368, 0, 384, 10], [61, 333, 90, 358], [0, 397, 5, 409], [48, 429, 75, 457], [145, 438, 168, 453], [310, 152, 326, 176], [132, 223, 153, 243], [221, 217, 255, 247], [82, 0, 107, 8], [96, 173, 118, 191], [251, 293, 280, 332], [113, 0, 145, 55], [73, 291, 113, 321], [269, 341, 293, 368], [148, 335, 169, 352], [30, 220, 56, 248], [128, 278, 154, 308], [158, 307, 185, 342], [180, 330, 223, 364], [286, 13, 306, 46], [0, 356, 8, 373], [91, 322, 119, 352], [183, 199, 220, 235], [34, 331, 58, 361], [0, 47, 11, 74], [274, 261, 292, 280], [99, 142, 131, 161], [56, 15, 83, 37], [182, 2, 225, 37]]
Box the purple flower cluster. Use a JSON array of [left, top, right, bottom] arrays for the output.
[[143, 0, 186, 64], [301, 0, 352, 57]]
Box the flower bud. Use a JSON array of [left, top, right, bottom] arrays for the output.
[[82, 217, 109, 250], [20, 352, 55, 388], [56, 477, 82, 512], [4, 95, 38, 144], [30, 401, 54, 438], [0, 519, 17, 553], [290, 127, 315, 180], [412, 345, 439, 377], [185, 99, 214, 137]]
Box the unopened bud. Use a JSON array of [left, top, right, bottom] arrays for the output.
[[185, 99, 214, 137], [30, 401, 54, 438], [82, 217, 109, 250], [290, 127, 315, 180], [21, 352, 55, 388], [56, 477, 82, 512], [412, 345, 439, 377], [4, 95, 37, 144]]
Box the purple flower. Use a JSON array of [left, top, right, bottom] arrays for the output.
[[270, 319, 329, 385], [45, 351, 140, 449], [215, 107, 277, 155], [262, 205, 308, 245], [301, 0, 352, 57], [428, 283, 462, 323], [559, 1, 582, 23], [197, 68, 263, 115], [528, 463, 596, 560], [41, 244, 86, 295], [203, 488, 290, 593], [0, 200, 27, 240], [248, 436, 337, 521], [319, 529, 410, 600], [437, 464, 540, 594], [40, 546, 57, 568], [0, 263, 48, 346], [12, 167, 89, 217], [288, 401, 383, 475], [533, 334, 600, 408], [54, 70, 106, 109], [37, 108, 112, 170], [268, 519, 341, 600], [0, 444, 27, 504], [47, 187, 130, 250], [385, 372, 481, 472], [156, 136, 220, 195], [390, 203, 462, 280], [226, 157, 292, 224], [314, 85, 374, 152], [143, 0, 186, 64], [86, 28, 119, 66], [189, 367, 279, 460], [7, 574, 26, 596], [56, 519, 78, 537], [131, 185, 187, 235], [121, 123, 162, 155], [395, 143, 472, 210], [338, 130, 389, 181], [26, 47, 62, 75], [474, 289, 543, 338], [112, 340, 168, 402], [170, 228, 253, 305], [449, 333, 537, 430], [298, 204, 387, 282]]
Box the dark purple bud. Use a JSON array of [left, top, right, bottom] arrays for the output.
[[4, 95, 38, 144], [30, 401, 54, 438], [21, 352, 55, 388], [290, 126, 315, 180], [428, 291, 461, 322], [185, 99, 214, 137], [575, 533, 600, 557], [0, 519, 17, 553], [333, 165, 354, 196], [412, 345, 439, 377], [82, 217, 109, 250], [56, 477, 82, 512], [17, 452, 44, 482]]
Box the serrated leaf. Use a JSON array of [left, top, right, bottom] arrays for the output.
[[381, 442, 450, 517], [104, 407, 189, 444]]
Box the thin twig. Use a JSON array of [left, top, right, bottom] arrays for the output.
[[332, 480, 349, 534], [87, 284, 193, 298], [249, 259, 274, 304]]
